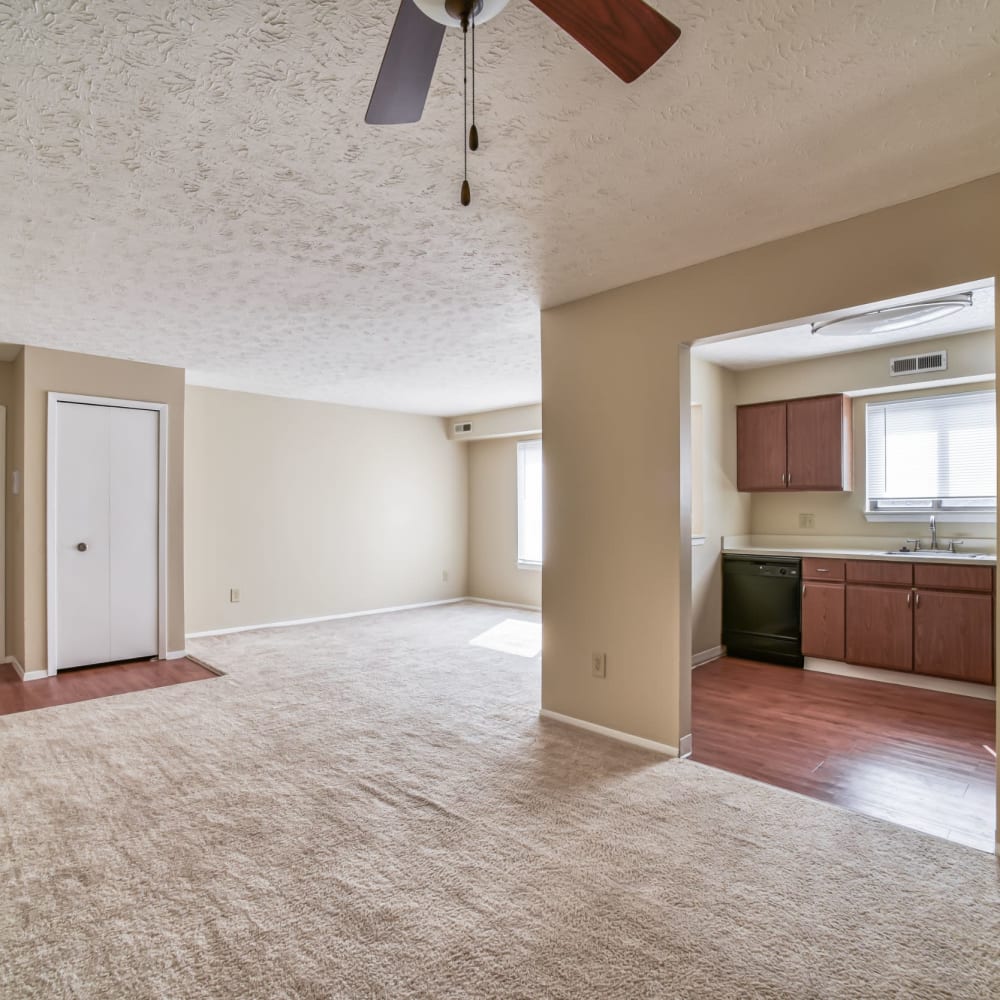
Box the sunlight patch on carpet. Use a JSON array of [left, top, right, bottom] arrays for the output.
[[469, 619, 542, 658]]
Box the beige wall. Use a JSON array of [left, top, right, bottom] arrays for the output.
[[748, 378, 996, 544], [687, 331, 995, 657], [467, 436, 542, 608], [690, 357, 750, 656], [447, 404, 542, 441], [184, 387, 468, 634], [541, 173, 1000, 762], [18, 347, 186, 671], [0, 359, 16, 662], [4, 352, 25, 668], [732, 328, 994, 405]]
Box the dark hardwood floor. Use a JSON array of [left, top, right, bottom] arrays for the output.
[[692, 657, 997, 852], [0, 657, 217, 716]]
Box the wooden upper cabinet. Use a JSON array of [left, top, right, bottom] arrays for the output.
[[736, 394, 852, 492], [914, 590, 994, 684], [786, 395, 853, 491], [736, 402, 787, 492]]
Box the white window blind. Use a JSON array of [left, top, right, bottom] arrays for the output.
[[866, 390, 996, 513], [517, 439, 543, 566]]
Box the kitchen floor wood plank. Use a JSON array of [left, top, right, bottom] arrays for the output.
[[692, 657, 996, 852], [0, 657, 217, 716]]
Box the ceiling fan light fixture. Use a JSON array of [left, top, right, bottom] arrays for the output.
[[810, 293, 974, 337], [413, 0, 510, 26]]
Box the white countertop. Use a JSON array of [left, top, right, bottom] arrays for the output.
[[722, 544, 996, 566], [721, 535, 996, 566]]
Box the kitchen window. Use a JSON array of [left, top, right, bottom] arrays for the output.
[[866, 389, 997, 517], [517, 439, 543, 567]]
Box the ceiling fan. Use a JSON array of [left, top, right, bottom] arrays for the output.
[[365, 0, 682, 204]]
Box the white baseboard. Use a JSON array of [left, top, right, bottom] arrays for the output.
[[805, 657, 996, 701], [679, 733, 693, 758], [186, 598, 467, 639], [165, 650, 188, 661], [539, 709, 678, 757], [692, 645, 725, 667], [3, 655, 47, 682], [467, 597, 542, 612]]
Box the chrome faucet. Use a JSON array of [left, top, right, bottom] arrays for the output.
[[929, 515, 938, 551]]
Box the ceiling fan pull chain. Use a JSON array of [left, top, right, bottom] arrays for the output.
[[461, 16, 471, 206], [469, 19, 479, 152]]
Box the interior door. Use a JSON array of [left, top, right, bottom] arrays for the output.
[[55, 401, 159, 670]]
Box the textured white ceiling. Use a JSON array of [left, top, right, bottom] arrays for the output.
[[1, 1, 1000, 415], [694, 281, 996, 370]]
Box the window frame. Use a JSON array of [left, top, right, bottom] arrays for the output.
[[516, 438, 543, 570], [864, 388, 997, 523]]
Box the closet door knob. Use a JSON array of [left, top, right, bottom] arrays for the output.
[[76, 542, 88, 552]]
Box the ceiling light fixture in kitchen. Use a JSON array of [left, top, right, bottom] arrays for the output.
[[811, 293, 973, 337]]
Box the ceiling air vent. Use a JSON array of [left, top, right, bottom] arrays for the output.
[[453, 422, 472, 435], [889, 350, 947, 377]]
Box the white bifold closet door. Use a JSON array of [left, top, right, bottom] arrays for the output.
[[55, 401, 159, 670]]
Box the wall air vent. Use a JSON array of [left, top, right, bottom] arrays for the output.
[[453, 422, 473, 435], [889, 350, 947, 377]]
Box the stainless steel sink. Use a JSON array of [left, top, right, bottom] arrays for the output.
[[882, 550, 989, 559]]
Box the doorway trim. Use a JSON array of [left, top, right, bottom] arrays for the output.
[[46, 392, 169, 675]]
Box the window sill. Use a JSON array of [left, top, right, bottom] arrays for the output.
[[517, 560, 542, 572], [864, 511, 997, 524]]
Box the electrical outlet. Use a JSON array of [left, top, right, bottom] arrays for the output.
[[591, 652, 607, 678], [230, 588, 241, 603], [799, 513, 816, 529]]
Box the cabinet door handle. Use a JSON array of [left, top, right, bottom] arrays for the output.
[[802, 584, 806, 598], [787, 472, 792, 486], [816, 567, 829, 573], [906, 591, 912, 607], [915, 591, 920, 608]]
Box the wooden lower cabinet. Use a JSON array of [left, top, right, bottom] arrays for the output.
[[914, 589, 994, 684], [844, 584, 913, 673], [801, 581, 845, 660]]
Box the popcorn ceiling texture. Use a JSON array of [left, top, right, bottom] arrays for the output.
[[1, 1, 999, 414]]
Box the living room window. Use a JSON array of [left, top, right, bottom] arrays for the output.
[[866, 389, 997, 517], [517, 438, 543, 567]]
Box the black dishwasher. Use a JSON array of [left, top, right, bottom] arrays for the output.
[[722, 555, 803, 667]]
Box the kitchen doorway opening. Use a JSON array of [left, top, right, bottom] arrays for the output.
[[683, 277, 997, 852]]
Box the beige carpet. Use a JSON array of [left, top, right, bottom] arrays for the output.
[[1, 602, 998, 999]]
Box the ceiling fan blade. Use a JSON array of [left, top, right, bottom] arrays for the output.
[[528, 0, 681, 83], [365, 0, 446, 125]]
